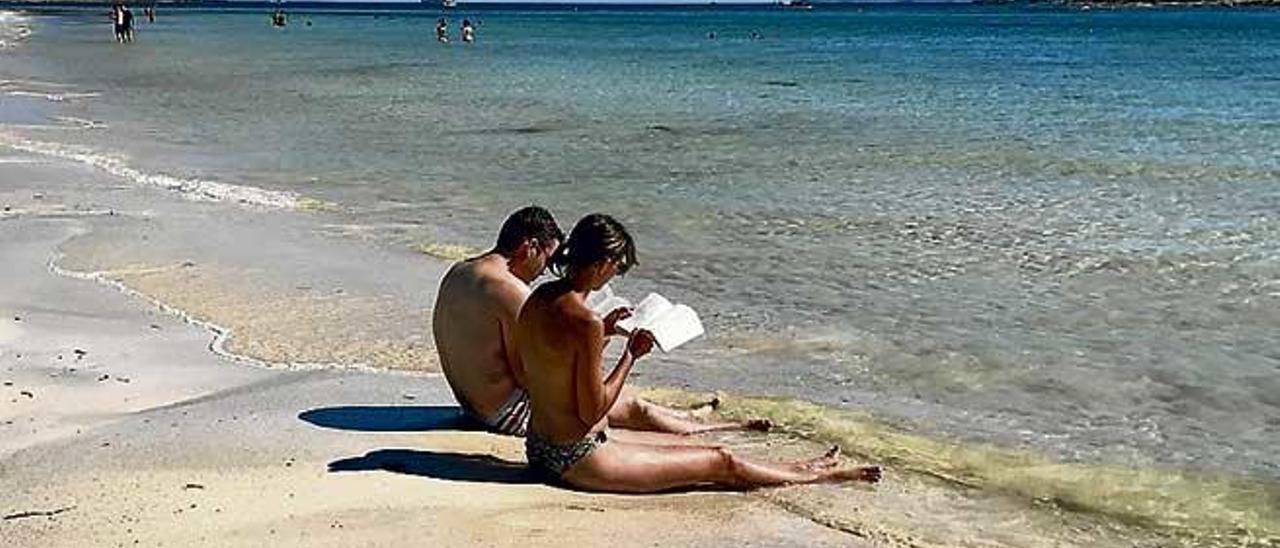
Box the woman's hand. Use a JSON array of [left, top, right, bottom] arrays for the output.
[[626, 329, 656, 359], [602, 306, 632, 337]]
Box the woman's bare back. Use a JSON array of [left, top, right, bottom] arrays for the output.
[[516, 281, 607, 444]]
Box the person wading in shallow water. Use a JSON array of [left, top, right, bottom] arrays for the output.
[[432, 206, 771, 439], [111, 4, 128, 43], [460, 19, 475, 43], [516, 213, 883, 492], [435, 18, 449, 43]]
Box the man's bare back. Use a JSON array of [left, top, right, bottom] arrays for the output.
[[433, 254, 531, 421]]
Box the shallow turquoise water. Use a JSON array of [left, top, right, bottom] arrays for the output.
[[2, 5, 1278, 478]]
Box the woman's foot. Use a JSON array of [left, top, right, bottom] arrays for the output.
[[824, 465, 882, 484]]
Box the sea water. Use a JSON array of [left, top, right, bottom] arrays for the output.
[[1, 4, 1277, 539]]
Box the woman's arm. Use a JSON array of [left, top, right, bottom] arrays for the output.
[[573, 318, 652, 428]]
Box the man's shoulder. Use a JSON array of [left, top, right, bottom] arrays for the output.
[[483, 272, 530, 313], [444, 259, 527, 316]]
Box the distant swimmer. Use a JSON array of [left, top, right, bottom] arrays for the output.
[[750, 30, 762, 40], [436, 18, 449, 43], [461, 19, 475, 43], [271, 8, 287, 28]]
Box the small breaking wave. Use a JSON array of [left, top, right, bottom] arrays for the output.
[[0, 134, 298, 209], [5, 90, 101, 103], [50, 116, 108, 130], [0, 11, 32, 49]]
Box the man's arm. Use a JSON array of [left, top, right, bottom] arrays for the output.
[[492, 280, 532, 389]]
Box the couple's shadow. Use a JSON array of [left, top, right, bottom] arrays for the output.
[[299, 405, 538, 485]]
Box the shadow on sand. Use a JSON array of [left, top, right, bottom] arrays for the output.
[[301, 405, 537, 485], [298, 405, 483, 433], [328, 449, 539, 484]]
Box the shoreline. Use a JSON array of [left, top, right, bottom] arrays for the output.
[[2, 134, 1274, 548]]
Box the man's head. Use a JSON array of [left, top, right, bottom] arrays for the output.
[[494, 206, 564, 283], [548, 213, 637, 290]]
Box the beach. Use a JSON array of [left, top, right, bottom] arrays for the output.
[[0, 153, 885, 547], [2, 5, 1278, 547], [1, 115, 1211, 548]]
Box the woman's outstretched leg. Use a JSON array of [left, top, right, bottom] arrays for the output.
[[607, 392, 772, 435], [608, 428, 725, 448], [563, 439, 880, 494]]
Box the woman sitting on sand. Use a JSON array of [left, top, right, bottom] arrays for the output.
[[515, 213, 882, 492]]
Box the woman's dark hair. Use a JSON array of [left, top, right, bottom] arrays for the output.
[[548, 214, 637, 278], [495, 206, 563, 254]]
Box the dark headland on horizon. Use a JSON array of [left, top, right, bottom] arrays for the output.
[[3, 0, 1280, 9]]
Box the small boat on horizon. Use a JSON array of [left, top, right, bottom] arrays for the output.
[[780, 0, 814, 10]]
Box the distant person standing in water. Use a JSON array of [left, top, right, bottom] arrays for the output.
[[122, 6, 135, 42], [436, 18, 449, 43], [461, 19, 475, 43], [111, 4, 126, 43]]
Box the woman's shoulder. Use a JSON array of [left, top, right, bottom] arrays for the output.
[[529, 286, 597, 326]]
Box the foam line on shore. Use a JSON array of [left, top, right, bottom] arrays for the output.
[[0, 135, 299, 209], [641, 388, 1280, 548], [45, 239, 423, 378]]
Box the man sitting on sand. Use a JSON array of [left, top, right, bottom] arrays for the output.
[[433, 206, 767, 437]]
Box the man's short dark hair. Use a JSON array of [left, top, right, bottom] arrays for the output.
[[495, 206, 563, 254]]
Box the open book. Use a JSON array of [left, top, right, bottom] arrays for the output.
[[586, 286, 705, 352]]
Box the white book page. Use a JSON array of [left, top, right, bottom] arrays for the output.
[[585, 285, 631, 318], [615, 293, 672, 333], [647, 304, 704, 352]]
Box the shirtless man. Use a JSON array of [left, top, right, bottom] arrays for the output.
[[433, 206, 765, 437], [516, 214, 882, 492]]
